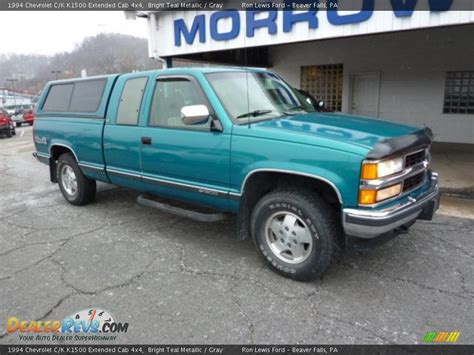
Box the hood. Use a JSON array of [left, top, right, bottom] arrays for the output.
[[249, 112, 422, 150]]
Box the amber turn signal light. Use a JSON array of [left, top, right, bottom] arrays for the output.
[[359, 190, 377, 205], [361, 163, 378, 180], [359, 183, 402, 205]]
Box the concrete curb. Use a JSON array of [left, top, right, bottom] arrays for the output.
[[440, 187, 474, 200]]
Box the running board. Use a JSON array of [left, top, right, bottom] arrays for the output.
[[137, 194, 228, 223]]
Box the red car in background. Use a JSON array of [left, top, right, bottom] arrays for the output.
[[0, 108, 16, 138], [22, 109, 35, 126]]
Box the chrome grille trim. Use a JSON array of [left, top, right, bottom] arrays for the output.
[[359, 147, 431, 207], [402, 171, 426, 193], [360, 160, 429, 190], [405, 150, 426, 168]]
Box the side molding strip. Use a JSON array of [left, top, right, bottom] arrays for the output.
[[78, 162, 106, 175], [36, 152, 50, 158], [142, 175, 228, 199], [107, 168, 141, 181], [107, 168, 233, 200]]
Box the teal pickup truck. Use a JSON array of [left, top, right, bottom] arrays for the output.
[[33, 67, 439, 281]]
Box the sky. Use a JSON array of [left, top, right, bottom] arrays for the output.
[[0, 11, 148, 55]]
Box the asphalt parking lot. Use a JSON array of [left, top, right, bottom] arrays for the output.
[[1, 127, 473, 345]]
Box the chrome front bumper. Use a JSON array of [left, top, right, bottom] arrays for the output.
[[342, 172, 440, 239]]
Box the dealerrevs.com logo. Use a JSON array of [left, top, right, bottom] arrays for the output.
[[7, 308, 129, 342]]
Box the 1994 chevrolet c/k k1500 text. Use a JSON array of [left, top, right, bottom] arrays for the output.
[[33, 67, 440, 280]]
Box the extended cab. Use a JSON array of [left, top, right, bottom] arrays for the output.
[[33, 68, 439, 281]]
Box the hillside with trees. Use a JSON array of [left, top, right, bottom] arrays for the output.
[[0, 33, 160, 94]]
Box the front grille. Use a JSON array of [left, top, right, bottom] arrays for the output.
[[405, 150, 426, 168], [403, 172, 425, 192]]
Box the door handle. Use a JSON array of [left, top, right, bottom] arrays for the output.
[[141, 136, 152, 145]]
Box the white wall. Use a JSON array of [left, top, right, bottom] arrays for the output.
[[270, 24, 474, 144], [150, 9, 474, 57]]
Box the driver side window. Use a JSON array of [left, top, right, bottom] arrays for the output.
[[149, 78, 208, 129]]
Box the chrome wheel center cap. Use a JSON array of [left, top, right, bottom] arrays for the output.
[[264, 211, 314, 264]]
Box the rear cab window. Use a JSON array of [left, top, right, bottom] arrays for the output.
[[116, 77, 148, 125], [69, 80, 106, 112], [42, 84, 74, 112], [37, 76, 117, 118]]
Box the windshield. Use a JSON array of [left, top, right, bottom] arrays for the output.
[[206, 71, 315, 123]]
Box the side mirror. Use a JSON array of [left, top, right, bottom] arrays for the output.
[[181, 105, 210, 125]]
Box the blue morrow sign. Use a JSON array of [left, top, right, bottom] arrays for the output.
[[174, 0, 455, 46]]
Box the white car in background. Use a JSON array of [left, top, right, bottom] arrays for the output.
[[4, 105, 34, 127]]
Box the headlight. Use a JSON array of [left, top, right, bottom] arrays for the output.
[[361, 157, 404, 179], [375, 184, 402, 202], [359, 183, 402, 205]]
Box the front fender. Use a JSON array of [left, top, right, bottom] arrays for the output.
[[230, 137, 365, 208]]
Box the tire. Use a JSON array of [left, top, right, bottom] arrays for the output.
[[5, 129, 12, 138], [16, 122, 21, 127], [57, 153, 96, 206], [250, 189, 342, 281], [11, 128, 16, 135], [28, 122, 33, 126]]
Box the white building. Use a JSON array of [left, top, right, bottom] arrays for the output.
[[139, 3, 474, 144], [0, 88, 33, 109]]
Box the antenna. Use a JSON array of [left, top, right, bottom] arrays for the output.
[[244, 31, 250, 128]]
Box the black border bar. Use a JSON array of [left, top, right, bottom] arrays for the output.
[[0, 345, 473, 355], [2, 0, 474, 11]]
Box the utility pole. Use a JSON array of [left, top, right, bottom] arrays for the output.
[[6, 79, 18, 107], [51, 70, 61, 80]]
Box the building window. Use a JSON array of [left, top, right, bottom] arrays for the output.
[[443, 71, 474, 114], [301, 64, 343, 112]]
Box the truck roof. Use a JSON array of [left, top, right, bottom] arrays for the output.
[[46, 74, 119, 86], [38, 66, 270, 118], [46, 66, 268, 85], [159, 66, 268, 74]]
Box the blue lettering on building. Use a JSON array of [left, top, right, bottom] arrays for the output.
[[390, 0, 418, 17], [174, 0, 454, 46], [327, 0, 374, 25], [283, 10, 318, 33], [210, 10, 240, 41], [174, 14, 206, 46], [246, 10, 278, 37]]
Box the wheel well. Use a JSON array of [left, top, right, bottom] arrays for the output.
[[49, 145, 76, 183], [243, 171, 341, 208], [235, 171, 342, 240], [50, 145, 74, 161]]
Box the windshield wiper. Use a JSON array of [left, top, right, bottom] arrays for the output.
[[236, 110, 273, 119], [286, 105, 307, 111], [281, 105, 309, 116]]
